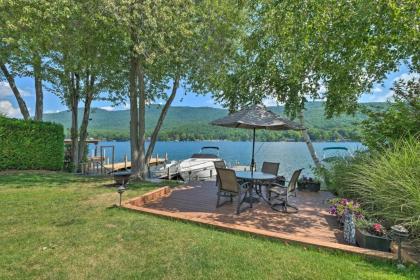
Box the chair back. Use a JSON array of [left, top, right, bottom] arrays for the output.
[[261, 162, 280, 176], [215, 168, 239, 193], [288, 169, 303, 193], [214, 160, 226, 169]]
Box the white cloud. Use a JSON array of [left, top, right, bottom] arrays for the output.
[[0, 81, 32, 97], [393, 72, 420, 83], [364, 90, 394, 102], [375, 90, 394, 102], [99, 106, 115, 111], [0, 100, 21, 118], [372, 86, 383, 93]]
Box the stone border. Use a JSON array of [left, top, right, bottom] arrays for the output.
[[122, 189, 395, 262]]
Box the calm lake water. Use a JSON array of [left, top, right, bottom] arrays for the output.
[[90, 141, 364, 176], [89, 141, 363, 177]]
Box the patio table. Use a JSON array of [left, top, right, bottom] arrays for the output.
[[236, 171, 277, 205]]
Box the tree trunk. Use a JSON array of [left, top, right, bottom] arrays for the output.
[[144, 76, 180, 173], [137, 65, 146, 179], [0, 63, 30, 120], [69, 73, 80, 173], [33, 57, 43, 121], [129, 54, 140, 178], [78, 74, 95, 167], [298, 109, 322, 169]]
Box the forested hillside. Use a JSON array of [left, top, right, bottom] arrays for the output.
[[44, 102, 387, 141]]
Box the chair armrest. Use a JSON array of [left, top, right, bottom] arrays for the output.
[[268, 182, 287, 189], [239, 181, 252, 189]]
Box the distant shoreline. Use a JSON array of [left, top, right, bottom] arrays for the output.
[[90, 139, 362, 143]]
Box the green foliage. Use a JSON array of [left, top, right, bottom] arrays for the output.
[[210, 0, 419, 117], [322, 152, 370, 196], [325, 138, 420, 246], [360, 77, 420, 150], [0, 116, 64, 170]]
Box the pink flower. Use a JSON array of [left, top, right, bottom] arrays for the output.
[[340, 198, 349, 206], [373, 223, 382, 233]]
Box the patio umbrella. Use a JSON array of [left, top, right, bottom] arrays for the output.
[[210, 104, 303, 172]]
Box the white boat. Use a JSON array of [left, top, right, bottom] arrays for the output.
[[176, 146, 223, 181], [321, 146, 353, 162]]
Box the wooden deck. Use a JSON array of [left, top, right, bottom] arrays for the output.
[[103, 158, 166, 172], [123, 181, 395, 260]]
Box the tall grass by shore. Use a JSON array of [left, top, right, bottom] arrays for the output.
[[326, 138, 420, 247]]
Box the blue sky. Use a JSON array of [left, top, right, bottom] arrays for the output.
[[0, 64, 415, 118]]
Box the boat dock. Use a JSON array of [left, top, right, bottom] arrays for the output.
[[104, 157, 166, 172], [81, 150, 168, 175]]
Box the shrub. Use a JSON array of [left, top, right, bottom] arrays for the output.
[[321, 151, 369, 196], [327, 138, 420, 246], [0, 116, 64, 170], [359, 77, 419, 151]]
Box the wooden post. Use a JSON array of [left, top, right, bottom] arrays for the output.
[[167, 167, 170, 180], [100, 146, 104, 174], [112, 146, 115, 175], [148, 165, 151, 178], [210, 169, 213, 178], [124, 154, 128, 170]]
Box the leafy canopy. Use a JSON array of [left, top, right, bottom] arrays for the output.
[[360, 77, 420, 150], [210, 0, 419, 117]]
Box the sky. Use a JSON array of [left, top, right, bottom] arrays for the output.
[[0, 64, 416, 118]]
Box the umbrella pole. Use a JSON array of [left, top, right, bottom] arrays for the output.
[[251, 128, 256, 174]]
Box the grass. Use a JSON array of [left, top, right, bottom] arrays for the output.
[[0, 171, 419, 279], [325, 138, 420, 246]]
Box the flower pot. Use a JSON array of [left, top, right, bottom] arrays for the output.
[[355, 228, 391, 252], [297, 181, 320, 192]]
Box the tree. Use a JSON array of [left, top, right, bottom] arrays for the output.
[[360, 77, 420, 150], [46, 0, 125, 171], [0, 0, 53, 120], [211, 0, 419, 167], [111, 0, 246, 179]]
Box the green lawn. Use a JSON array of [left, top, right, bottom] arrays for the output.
[[0, 172, 418, 279]]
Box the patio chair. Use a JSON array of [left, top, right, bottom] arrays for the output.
[[214, 160, 226, 169], [214, 160, 226, 187], [261, 161, 280, 176], [215, 167, 251, 214], [257, 161, 280, 193], [267, 168, 303, 213]]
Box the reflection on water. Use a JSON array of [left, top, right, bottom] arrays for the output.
[[89, 141, 364, 177]]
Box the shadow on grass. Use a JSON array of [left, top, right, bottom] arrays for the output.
[[0, 171, 109, 188]]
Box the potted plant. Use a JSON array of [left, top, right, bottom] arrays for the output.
[[328, 198, 364, 226], [297, 176, 321, 192], [355, 219, 391, 252]]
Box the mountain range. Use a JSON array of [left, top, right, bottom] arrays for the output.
[[43, 102, 387, 141]]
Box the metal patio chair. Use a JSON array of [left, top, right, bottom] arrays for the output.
[[214, 160, 226, 187], [215, 167, 251, 215], [268, 168, 303, 213], [257, 161, 280, 194], [261, 161, 280, 176]]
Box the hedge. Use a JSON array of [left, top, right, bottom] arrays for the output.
[[0, 116, 64, 170]]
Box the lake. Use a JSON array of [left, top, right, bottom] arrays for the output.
[[89, 141, 363, 177]]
